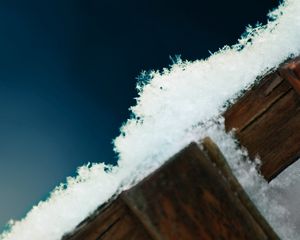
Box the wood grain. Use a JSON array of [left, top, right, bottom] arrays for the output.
[[122, 142, 277, 240], [63, 198, 152, 240], [224, 68, 300, 181], [63, 140, 278, 240]]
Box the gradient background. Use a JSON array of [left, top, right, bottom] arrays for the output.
[[0, 0, 279, 229]]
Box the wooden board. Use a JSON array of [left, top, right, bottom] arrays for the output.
[[62, 198, 152, 240], [63, 139, 278, 240], [224, 58, 300, 181], [61, 57, 300, 239], [60, 57, 300, 239]]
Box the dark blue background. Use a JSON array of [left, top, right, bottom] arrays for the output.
[[0, 0, 279, 229]]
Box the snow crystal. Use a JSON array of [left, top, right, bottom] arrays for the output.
[[2, 0, 300, 239]]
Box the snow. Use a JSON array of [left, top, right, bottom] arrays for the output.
[[2, 0, 300, 239]]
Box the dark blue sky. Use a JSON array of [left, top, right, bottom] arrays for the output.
[[0, 0, 279, 229]]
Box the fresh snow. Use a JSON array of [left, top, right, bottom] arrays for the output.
[[2, 0, 300, 239]]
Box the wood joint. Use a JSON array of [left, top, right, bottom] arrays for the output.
[[279, 56, 300, 95]]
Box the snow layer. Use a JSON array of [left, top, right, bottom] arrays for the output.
[[2, 0, 300, 239]]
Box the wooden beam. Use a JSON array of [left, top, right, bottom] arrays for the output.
[[202, 137, 278, 239], [224, 60, 300, 181], [279, 56, 300, 95], [63, 140, 279, 239], [62, 199, 152, 240]]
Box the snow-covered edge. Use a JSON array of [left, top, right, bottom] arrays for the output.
[[2, 0, 300, 239]]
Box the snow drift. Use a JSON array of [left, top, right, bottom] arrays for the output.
[[2, 0, 300, 239]]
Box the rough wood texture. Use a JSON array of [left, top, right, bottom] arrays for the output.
[[64, 140, 279, 240], [63, 199, 152, 240], [224, 72, 291, 132], [123, 141, 278, 240], [61, 57, 300, 239], [279, 56, 300, 94], [224, 58, 300, 181], [202, 137, 278, 239]]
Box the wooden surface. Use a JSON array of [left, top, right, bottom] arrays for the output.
[[63, 198, 152, 240], [279, 56, 300, 94], [202, 138, 278, 239], [60, 58, 300, 239], [63, 140, 278, 240], [61, 57, 300, 239], [224, 63, 300, 181]]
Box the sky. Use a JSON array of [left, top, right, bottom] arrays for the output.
[[0, 0, 279, 229]]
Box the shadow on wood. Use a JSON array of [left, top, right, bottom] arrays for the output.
[[224, 57, 300, 181], [61, 57, 300, 239], [63, 138, 278, 240]]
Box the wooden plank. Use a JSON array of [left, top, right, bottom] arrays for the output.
[[279, 56, 300, 95], [224, 64, 300, 181], [63, 198, 152, 240], [98, 211, 152, 240], [201, 137, 279, 239], [235, 89, 300, 180], [63, 140, 278, 240], [121, 142, 278, 240], [224, 72, 291, 132]]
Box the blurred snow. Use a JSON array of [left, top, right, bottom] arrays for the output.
[[269, 159, 300, 233], [207, 121, 298, 239], [2, 0, 300, 239]]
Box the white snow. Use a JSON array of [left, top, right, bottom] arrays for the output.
[[2, 0, 300, 239]]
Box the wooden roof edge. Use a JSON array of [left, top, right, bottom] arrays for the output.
[[62, 193, 120, 240], [224, 55, 300, 181], [201, 137, 279, 239], [60, 55, 300, 239], [62, 138, 279, 240]]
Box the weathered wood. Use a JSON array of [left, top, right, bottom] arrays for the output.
[[63, 140, 278, 240], [61, 56, 300, 239], [224, 59, 300, 181], [122, 142, 278, 240], [224, 72, 290, 132], [202, 137, 279, 240], [63, 199, 152, 240], [279, 56, 300, 95]]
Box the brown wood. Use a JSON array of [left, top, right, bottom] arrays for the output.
[[63, 140, 278, 240], [224, 72, 291, 132], [63, 198, 152, 240], [224, 59, 300, 181], [61, 56, 300, 239], [122, 142, 277, 240], [201, 137, 278, 239], [279, 56, 300, 95]]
